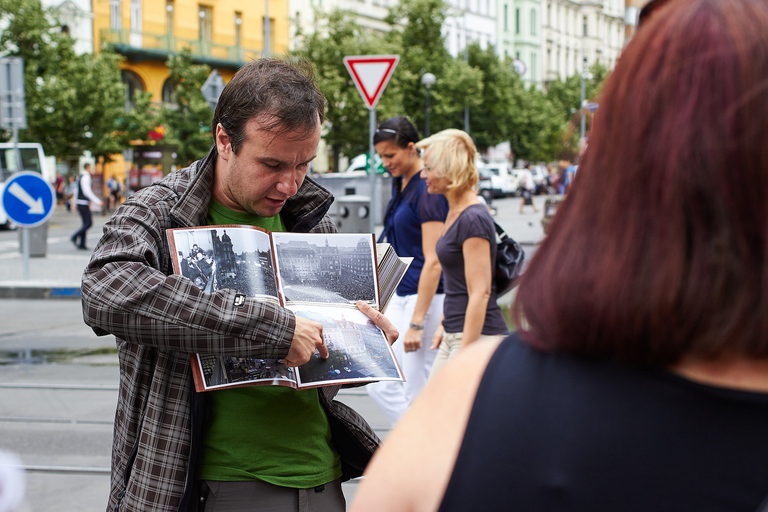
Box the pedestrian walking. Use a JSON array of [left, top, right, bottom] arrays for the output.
[[518, 163, 538, 213], [106, 175, 122, 212], [80, 59, 398, 512], [352, 1, 768, 511], [366, 116, 448, 426], [70, 163, 102, 250], [418, 129, 509, 376]]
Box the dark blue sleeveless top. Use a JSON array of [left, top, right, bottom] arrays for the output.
[[438, 333, 768, 512]]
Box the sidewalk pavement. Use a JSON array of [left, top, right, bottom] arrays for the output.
[[0, 205, 109, 300], [0, 195, 547, 301]]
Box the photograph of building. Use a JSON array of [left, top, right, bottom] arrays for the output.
[[273, 233, 377, 306]]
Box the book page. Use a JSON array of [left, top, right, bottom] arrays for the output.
[[192, 354, 298, 391], [290, 306, 403, 388], [271, 232, 379, 309], [168, 225, 279, 302]]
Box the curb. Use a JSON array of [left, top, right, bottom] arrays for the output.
[[0, 285, 81, 300]]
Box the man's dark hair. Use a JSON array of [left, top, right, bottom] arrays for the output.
[[373, 116, 421, 148], [212, 59, 326, 154]]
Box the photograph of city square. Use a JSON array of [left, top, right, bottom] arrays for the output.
[[196, 353, 296, 390], [292, 306, 402, 386], [272, 232, 378, 307]]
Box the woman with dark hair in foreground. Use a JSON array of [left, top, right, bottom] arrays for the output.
[[351, 0, 768, 510]]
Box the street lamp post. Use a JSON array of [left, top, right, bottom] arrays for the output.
[[421, 72, 436, 137]]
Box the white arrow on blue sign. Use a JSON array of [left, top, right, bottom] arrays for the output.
[[1, 172, 55, 227]]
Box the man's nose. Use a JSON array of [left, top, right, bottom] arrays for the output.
[[276, 172, 300, 196]]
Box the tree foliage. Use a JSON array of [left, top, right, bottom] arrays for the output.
[[0, 0, 126, 161], [160, 48, 213, 165], [295, 8, 399, 165]]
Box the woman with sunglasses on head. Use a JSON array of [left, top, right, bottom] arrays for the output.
[[417, 129, 509, 377], [352, 0, 768, 510], [365, 116, 449, 426]]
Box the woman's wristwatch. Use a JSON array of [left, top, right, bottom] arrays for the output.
[[409, 323, 424, 330]]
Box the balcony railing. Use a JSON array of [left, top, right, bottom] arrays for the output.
[[102, 28, 264, 67]]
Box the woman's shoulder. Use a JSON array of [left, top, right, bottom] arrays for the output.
[[454, 204, 495, 236]]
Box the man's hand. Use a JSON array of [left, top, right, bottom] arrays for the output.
[[357, 301, 399, 346], [284, 315, 328, 367]]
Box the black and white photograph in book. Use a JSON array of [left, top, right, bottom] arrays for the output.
[[197, 353, 295, 389], [169, 226, 278, 298], [272, 233, 378, 306], [291, 306, 402, 386]]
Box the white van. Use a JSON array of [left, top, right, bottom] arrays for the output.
[[0, 143, 53, 229], [478, 162, 517, 197]]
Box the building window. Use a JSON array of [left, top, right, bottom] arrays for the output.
[[234, 12, 242, 48], [515, 7, 520, 34], [166, 0, 174, 35], [110, 0, 122, 30], [531, 51, 537, 80], [531, 9, 536, 36], [161, 77, 175, 104], [130, 0, 141, 33], [121, 70, 145, 110], [263, 17, 275, 54], [583, 15, 588, 37], [199, 5, 212, 42], [504, 4, 508, 32]]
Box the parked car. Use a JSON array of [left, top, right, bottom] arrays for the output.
[[478, 162, 516, 197], [478, 167, 498, 200], [0, 143, 53, 230]]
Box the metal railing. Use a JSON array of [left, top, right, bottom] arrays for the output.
[[101, 28, 264, 65]]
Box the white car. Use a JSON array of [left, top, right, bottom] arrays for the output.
[[478, 162, 516, 197]]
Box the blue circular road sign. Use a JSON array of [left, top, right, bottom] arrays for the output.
[[1, 172, 56, 227]]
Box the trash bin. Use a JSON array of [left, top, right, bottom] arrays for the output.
[[336, 195, 371, 233], [18, 222, 49, 257], [540, 196, 564, 235]]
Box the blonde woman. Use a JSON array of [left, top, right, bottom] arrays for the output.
[[418, 129, 508, 376]]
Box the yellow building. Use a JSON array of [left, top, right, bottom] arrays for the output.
[[90, 0, 290, 194], [93, 0, 289, 101]]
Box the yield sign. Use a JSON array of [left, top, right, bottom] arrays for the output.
[[343, 55, 400, 110]]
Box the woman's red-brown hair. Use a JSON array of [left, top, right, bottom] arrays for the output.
[[513, 0, 768, 366]]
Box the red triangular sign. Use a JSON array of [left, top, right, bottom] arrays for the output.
[[343, 55, 400, 110]]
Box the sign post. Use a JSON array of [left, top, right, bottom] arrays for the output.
[[343, 55, 399, 233], [1, 172, 56, 280], [0, 57, 28, 181], [201, 69, 226, 111]]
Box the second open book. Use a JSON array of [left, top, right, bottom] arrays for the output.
[[167, 225, 411, 392]]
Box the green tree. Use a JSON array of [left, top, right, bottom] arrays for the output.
[[0, 0, 126, 161], [160, 48, 213, 166], [545, 62, 609, 158], [384, 0, 482, 136], [113, 90, 161, 148], [466, 44, 518, 152], [294, 8, 399, 168], [508, 84, 565, 163]]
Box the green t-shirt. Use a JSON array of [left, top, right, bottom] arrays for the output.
[[198, 200, 341, 488]]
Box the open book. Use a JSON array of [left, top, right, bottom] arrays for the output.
[[167, 226, 411, 392]]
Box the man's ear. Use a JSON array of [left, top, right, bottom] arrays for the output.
[[215, 124, 232, 159]]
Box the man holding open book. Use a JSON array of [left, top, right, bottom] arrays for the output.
[[81, 59, 397, 512]]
